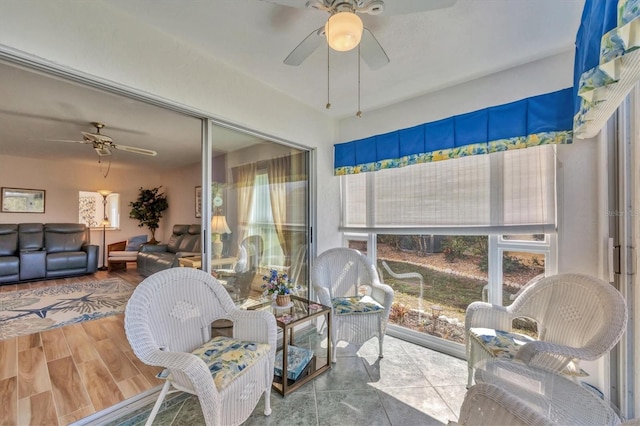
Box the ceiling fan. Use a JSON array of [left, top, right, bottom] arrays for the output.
[[46, 122, 157, 157], [262, 0, 458, 70]]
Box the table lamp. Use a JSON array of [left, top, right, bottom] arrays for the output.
[[211, 214, 231, 258]]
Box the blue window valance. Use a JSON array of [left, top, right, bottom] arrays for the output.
[[574, 0, 640, 138], [334, 88, 573, 175]]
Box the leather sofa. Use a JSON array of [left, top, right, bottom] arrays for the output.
[[137, 224, 201, 277], [0, 223, 99, 284]]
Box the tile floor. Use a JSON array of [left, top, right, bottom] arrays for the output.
[[101, 332, 468, 426]]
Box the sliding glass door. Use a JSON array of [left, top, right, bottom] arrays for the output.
[[207, 124, 310, 304]]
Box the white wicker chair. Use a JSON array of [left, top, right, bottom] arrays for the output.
[[456, 383, 640, 426], [455, 383, 554, 426], [312, 248, 394, 361], [456, 360, 625, 426], [124, 268, 277, 426], [465, 273, 628, 387]]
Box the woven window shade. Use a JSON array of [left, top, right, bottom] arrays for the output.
[[341, 145, 555, 234]]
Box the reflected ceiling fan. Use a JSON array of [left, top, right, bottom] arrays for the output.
[[262, 0, 458, 69], [46, 122, 157, 157]]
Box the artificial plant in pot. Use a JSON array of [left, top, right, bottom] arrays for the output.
[[129, 186, 168, 244]]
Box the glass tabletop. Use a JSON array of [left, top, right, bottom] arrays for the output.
[[248, 295, 330, 327]]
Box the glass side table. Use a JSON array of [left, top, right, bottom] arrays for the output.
[[249, 295, 331, 396]]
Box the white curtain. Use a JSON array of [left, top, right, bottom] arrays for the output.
[[232, 163, 257, 241]]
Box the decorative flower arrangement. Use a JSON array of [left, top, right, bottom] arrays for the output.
[[261, 269, 299, 296]]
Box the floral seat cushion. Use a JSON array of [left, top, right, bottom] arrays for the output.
[[332, 295, 384, 315], [469, 327, 535, 360], [157, 336, 271, 390], [469, 327, 588, 377]]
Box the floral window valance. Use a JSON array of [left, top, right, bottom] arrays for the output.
[[574, 0, 640, 138], [334, 88, 573, 176]]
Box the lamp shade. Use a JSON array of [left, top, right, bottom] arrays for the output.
[[96, 189, 112, 198], [211, 215, 231, 234], [325, 11, 363, 52]]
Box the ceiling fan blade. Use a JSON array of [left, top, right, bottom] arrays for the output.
[[360, 28, 389, 70], [27, 138, 91, 144], [112, 144, 158, 156], [259, 0, 312, 8], [284, 27, 325, 66], [380, 0, 457, 15]]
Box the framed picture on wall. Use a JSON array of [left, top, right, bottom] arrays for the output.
[[195, 186, 202, 218], [1, 187, 46, 213]]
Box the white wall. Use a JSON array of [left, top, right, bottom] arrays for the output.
[[161, 162, 202, 232], [0, 153, 218, 266]]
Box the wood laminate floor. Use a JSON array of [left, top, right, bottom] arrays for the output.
[[0, 267, 162, 426]]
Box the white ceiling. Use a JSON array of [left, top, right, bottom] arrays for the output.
[[0, 0, 585, 168], [105, 0, 585, 118]]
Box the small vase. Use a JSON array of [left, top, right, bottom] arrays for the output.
[[276, 294, 291, 306]]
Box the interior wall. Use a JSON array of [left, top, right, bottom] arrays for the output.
[[161, 162, 202, 235], [0, 153, 213, 264]]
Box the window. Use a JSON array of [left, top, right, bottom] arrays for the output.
[[248, 172, 285, 267], [341, 146, 557, 351], [78, 191, 120, 229]]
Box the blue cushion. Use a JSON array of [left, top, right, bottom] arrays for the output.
[[126, 235, 148, 251], [331, 295, 384, 315]]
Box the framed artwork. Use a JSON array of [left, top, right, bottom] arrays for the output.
[[1, 187, 46, 213], [195, 186, 202, 218]]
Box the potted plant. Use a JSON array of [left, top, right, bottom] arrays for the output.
[[129, 186, 169, 244], [261, 269, 300, 306]]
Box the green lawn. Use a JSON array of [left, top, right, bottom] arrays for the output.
[[378, 259, 512, 322], [379, 259, 536, 336]]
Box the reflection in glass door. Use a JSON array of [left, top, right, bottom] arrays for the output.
[[209, 125, 310, 305]]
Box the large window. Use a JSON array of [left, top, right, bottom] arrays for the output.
[[341, 146, 557, 353], [78, 191, 120, 229]]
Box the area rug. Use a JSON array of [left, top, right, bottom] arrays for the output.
[[0, 278, 135, 340]]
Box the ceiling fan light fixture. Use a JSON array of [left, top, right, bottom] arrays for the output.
[[325, 11, 363, 52]]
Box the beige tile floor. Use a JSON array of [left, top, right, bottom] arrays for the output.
[[101, 333, 468, 426]]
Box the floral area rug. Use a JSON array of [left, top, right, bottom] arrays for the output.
[[0, 278, 135, 340]]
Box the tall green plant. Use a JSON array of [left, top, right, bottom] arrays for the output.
[[129, 186, 168, 244]]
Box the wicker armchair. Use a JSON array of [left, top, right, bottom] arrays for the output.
[[455, 383, 554, 426], [312, 248, 394, 361], [456, 360, 624, 426], [124, 268, 277, 426], [465, 273, 627, 387]]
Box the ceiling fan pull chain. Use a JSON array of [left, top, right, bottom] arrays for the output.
[[99, 155, 112, 178], [326, 39, 331, 109], [356, 43, 362, 118]]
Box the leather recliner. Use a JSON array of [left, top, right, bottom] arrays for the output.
[[0, 223, 99, 284], [137, 224, 201, 277]]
